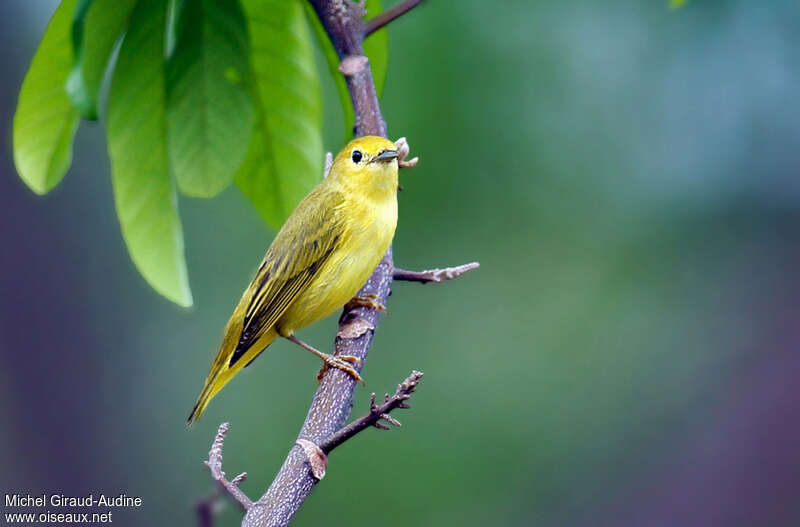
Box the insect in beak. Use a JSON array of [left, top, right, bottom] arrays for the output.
[[372, 150, 399, 163]]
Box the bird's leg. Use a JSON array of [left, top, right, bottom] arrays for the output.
[[286, 335, 364, 384], [344, 293, 386, 312]]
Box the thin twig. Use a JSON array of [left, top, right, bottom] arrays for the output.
[[204, 423, 252, 511], [364, 0, 425, 36], [393, 262, 480, 283], [320, 370, 423, 453]]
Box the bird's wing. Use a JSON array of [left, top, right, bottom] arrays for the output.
[[229, 190, 345, 367]]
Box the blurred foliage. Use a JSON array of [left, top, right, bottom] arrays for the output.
[[11, 0, 388, 305]]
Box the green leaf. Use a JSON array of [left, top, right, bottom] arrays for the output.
[[303, 0, 388, 139], [67, 0, 138, 120], [166, 0, 254, 198], [106, 0, 192, 307], [236, 0, 323, 229], [12, 0, 80, 195]]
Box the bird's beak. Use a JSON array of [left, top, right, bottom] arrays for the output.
[[372, 149, 399, 163]]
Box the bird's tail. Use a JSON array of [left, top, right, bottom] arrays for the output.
[[187, 327, 278, 425]]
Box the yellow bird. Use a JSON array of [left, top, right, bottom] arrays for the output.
[[188, 136, 400, 424]]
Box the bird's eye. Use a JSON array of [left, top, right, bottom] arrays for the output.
[[351, 150, 362, 163]]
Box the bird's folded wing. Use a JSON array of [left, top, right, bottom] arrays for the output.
[[229, 192, 344, 367]]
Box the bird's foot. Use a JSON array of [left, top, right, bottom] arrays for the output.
[[317, 354, 364, 384], [345, 293, 386, 312]]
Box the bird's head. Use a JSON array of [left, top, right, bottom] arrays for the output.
[[329, 136, 399, 198]]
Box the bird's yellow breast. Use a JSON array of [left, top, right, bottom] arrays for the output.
[[275, 193, 397, 335]]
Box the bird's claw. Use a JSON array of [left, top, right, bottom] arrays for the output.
[[317, 354, 365, 384], [345, 293, 386, 312]]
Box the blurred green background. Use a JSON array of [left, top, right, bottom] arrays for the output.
[[2, 1, 800, 526]]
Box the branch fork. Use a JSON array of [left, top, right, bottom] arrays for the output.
[[200, 371, 423, 516], [319, 370, 423, 452], [295, 439, 328, 480], [203, 423, 253, 511], [292, 369, 424, 481]]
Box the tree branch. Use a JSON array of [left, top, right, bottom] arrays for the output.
[[239, 2, 394, 525], [199, 2, 476, 526], [204, 423, 252, 511], [283, 370, 423, 485], [364, 0, 424, 36], [393, 262, 480, 284], [320, 370, 423, 453]]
